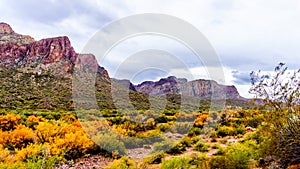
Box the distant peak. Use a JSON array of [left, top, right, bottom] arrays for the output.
[[0, 22, 14, 34]]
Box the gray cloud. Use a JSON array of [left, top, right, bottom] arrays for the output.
[[3, 0, 112, 25], [232, 70, 251, 85], [112, 49, 193, 82], [131, 69, 169, 84]]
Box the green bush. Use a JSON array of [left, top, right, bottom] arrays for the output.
[[209, 156, 227, 169], [210, 141, 258, 169], [160, 157, 191, 169], [187, 127, 202, 137], [122, 137, 144, 149], [105, 156, 135, 169], [180, 137, 192, 147], [142, 151, 165, 166], [152, 141, 185, 154], [92, 133, 126, 156], [216, 126, 235, 137], [234, 127, 246, 135], [157, 123, 171, 132], [189, 153, 209, 169], [170, 122, 191, 134], [194, 141, 209, 152], [224, 144, 252, 169]]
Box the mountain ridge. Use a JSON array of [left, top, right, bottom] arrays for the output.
[[0, 22, 248, 110], [131, 76, 243, 100], [0, 22, 108, 78]]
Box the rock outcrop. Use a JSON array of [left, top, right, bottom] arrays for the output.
[[0, 22, 108, 78], [0, 23, 35, 45], [135, 76, 186, 95], [0, 22, 14, 34], [134, 76, 242, 99]]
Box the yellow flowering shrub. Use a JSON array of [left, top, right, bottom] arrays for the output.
[[26, 115, 46, 129], [0, 145, 10, 162], [8, 125, 36, 149], [0, 114, 21, 131], [14, 144, 46, 162], [50, 129, 94, 158], [26, 116, 46, 123], [0, 130, 9, 146], [194, 114, 208, 127], [105, 156, 135, 169], [81, 119, 111, 137], [34, 122, 54, 143]]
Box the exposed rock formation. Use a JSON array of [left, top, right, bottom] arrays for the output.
[[134, 76, 242, 99], [0, 23, 34, 45], [135, 76, 186, 95], [0, 22, 108, 78], [0, 22, 14, 34]]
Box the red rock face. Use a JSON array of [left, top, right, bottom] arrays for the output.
[[27, 36, 77, 64], [134, 76, 241, 99], [0, 23, 14, 34], [0, 23, 109, 78], [75, 54, 109, 78]]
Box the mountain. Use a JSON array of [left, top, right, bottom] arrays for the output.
[[0, 22, 114, 110], [0, 22, 248, 111], [0, 22, 108, 78], [134, 76, 242, 99]]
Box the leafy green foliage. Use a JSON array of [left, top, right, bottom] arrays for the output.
[[250, 63, 300, 167], [160, 157, 191, 169], [93, 133, 126, 156], [194, 141, 209, 152]]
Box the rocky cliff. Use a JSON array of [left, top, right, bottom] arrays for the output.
[[0, 22, 108, 78], [0, 22, 112, 110], [134, 76, 242, 99]]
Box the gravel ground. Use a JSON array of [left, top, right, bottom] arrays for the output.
[[55, 155, 113, 169]]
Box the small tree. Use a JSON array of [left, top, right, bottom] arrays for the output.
[[250, 63, 300, 167]]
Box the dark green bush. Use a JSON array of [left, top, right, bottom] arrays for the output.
[[187, 127, 202, 137], [92, 133, 126, 156], [180, 137, 192, 147], [152, 141, 186, 154], [194, 141, 209, 152], [234, 127, 246, 135], [209, 156, 227, 169]]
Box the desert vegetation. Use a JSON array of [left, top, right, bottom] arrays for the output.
[[0, 63, 299, 169]]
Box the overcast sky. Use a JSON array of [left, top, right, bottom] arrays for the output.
[[1, 0, 300, 98]]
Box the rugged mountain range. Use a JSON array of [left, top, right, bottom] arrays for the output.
[[134, 76, 241, 99], [0, 22, 247, 110], [0, 22, 108, 78]]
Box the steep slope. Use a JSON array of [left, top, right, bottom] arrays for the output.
[[0, 22, 113, 110], [0, 23, 108, 78]]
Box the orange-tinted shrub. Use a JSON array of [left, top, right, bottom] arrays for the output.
[[0, 114, 21, 131], [194, 114, 208, 127], [8, 125, 36, 149]]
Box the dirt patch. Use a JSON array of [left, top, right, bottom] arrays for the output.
[[55, 155, 113, 169]]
